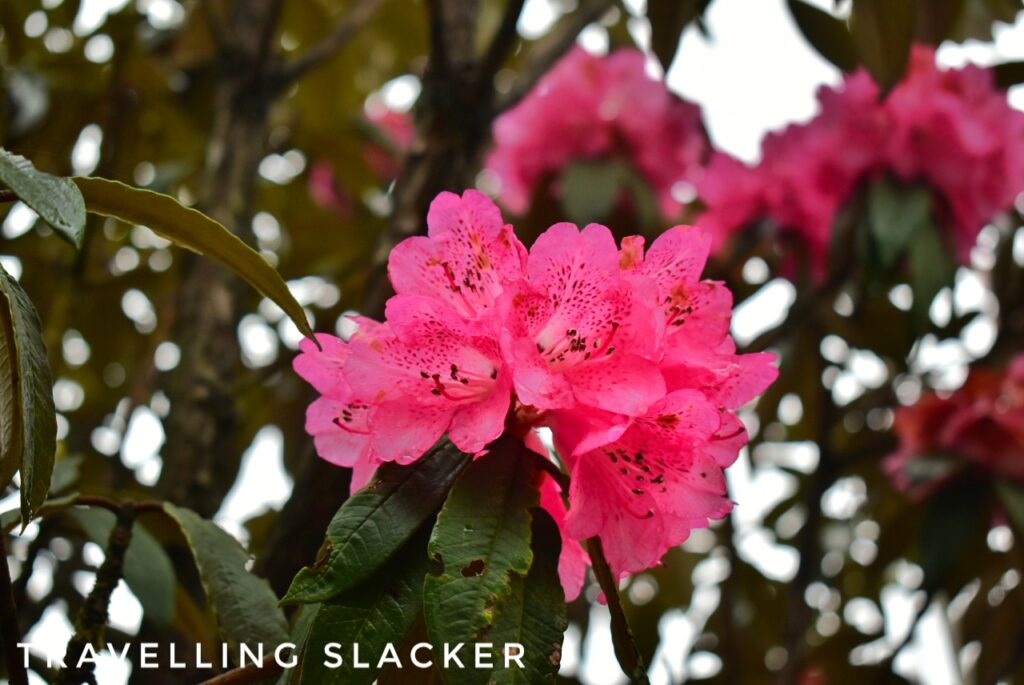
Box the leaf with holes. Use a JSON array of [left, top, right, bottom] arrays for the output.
[[0, 147, 86, 248], [292, 528, 430, 685], [0, 265, 56, 525], [423, 438, 538, 685], [485, 508, 567, 684], [283, 441, 470, 605], [73, 176, 314, 340], [164, 503, 289, 651]]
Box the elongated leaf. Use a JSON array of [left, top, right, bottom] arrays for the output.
[[294, 529, 430, 685], [283, 441, 470, 605], [646, 0, 710, 73], [66, 507, 177, 627], [787, 0, 859, 71], [163, 503, 289, 651], [423, 439, 538, 685], [0, 147, 86, 247], [0, 265, 56, 524], [908, 222, 955, 331], [486, 509, 567, 684], [72, 176, 313, 339], [919, 476, 986, 591], [867, 177, 934, 268], [996, 480, 1024, 535], [851, 0, 916, 89]]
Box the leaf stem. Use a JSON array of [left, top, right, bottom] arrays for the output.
[[0, 530, 30, 685], [55, 505, 136, 685], [585, 537, 649, 685]]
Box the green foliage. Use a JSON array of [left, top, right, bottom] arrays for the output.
[[423, 439, 539, 685], [163, 503, 290, 652], [283, 441, 470, 605], [65, 507, 177, 627], [72, 176, 314, 340], [851, 0, 916, 89], [291, 529, 430, 685], [0, 147, 86, 248], [787, 0, 859, 72], [866, 177, 934, 269], [646, 0, 711, 72], [485, 509, 567, 685], [0, 264, 56, 525]]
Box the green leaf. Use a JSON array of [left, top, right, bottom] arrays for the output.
[[918, 477, 987, 591], [995, 480, 1024, 535], [908, 221, 956, 331], [787, 0, 859, 72], [485, 509, 567, 684], [993, 60, 1024, 88], [0, 265, 56, 525], [913, 0, 965, 43], [163, 503, 289, 651], [867, 177, 934, 269], [294, 529, 430, 685], [66, 507, 177, 627], [646, 0, 711, 73], [561, 160, 631, 226], [72, 176, 314, 340], [0, 147, 86, 248], [423, 439, 538, 685], [851, 0, 916, 89], [283, 441, 470, 605]]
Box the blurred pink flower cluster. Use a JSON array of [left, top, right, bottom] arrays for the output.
[[699, 46, 1024, 277], [294, 190, 776, 597], [487, 46, 709, 218], [887, 354, 1024, 492]]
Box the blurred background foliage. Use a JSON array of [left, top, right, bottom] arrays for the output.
[[3, 0, 1024, 683]]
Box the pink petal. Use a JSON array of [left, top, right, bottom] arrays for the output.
[[565, 353, 666, 416]]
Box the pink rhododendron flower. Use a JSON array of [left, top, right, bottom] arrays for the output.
[[294, 189, 777, 596], [699, 45, 1024, 277], [886, 354, 1024, 492], [487, 46, 708, 218]]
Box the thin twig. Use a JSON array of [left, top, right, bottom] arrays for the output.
[[495, 0, 615, 113], [56, 506, 136, 685], [197, 655, 283, 685], [475, 0, 527, 90], [0, 189, 18, 203], [277, 0, 384, 85], [71, 495, 165, 516], [0, 531, 30, 685], [586, 537, 649, 684]]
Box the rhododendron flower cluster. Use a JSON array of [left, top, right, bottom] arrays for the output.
[[294, 190, 777, 599], [887, 354, 1024, 492], [487, 46, 709, 218], [699, 45, 1024, 277]]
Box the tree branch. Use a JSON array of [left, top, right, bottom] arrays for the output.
[[586, 537, 649, 684], [0, 531, 29, 685], [475, 0, 527, 91], [56, 507, 136, 685], [277, 0, 384, 85], [495, 0, 615, 113]]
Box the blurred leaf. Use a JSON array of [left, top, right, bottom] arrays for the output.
[[0, 264, 56, 525], [163, 503, 289, 651], [484, 509, 567, 684], [72, 176, 314, 339], [283, 441, 470, 605], [914, 0, 965, 43], [646, 0, 711, 73], [908, 221, 955, 331], [949, 0, 1023, 41], [293, 529, 429, 685], [423, 438, 538, 685], [66, 507, 177, 627], [851, 0, 916, 89], [995, 480, 1024, 534], [918, 477, 987, 591], [993, 60, 1024, 87], [787, 0, 859, 71], [867, 177, 934, 269], [0, 147, 86, 248], [561, 160, 630, 226]]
